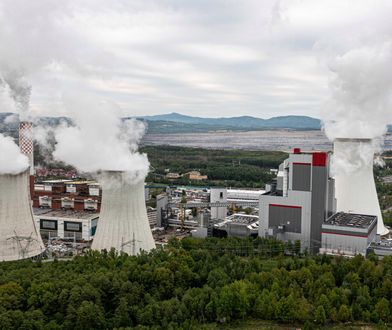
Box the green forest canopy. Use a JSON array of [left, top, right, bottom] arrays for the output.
[[1, 237, 392, 329]]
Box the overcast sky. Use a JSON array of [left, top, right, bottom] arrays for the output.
[[0, 0, 391, 119]]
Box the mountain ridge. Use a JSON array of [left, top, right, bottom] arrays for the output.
[[136, 112, 322, 129]]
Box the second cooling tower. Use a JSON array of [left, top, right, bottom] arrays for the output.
[[0, 170, 45, 261], [333, 138, 388, 236], [91, 171, 155, 255]]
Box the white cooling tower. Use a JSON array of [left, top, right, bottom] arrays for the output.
[[91, 172, 155, 255], [0, 170, 45, 261], [333, 138, 388, 236]]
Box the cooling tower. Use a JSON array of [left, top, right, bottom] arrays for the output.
[[333, 138, 388, 236], [91, 172, 155, 255], [0, 170, 45, 261]]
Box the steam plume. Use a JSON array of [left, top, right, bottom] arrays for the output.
[[0, 134, 28, 174], [51, 94, 149, 182], [323, 42, 392, 141]]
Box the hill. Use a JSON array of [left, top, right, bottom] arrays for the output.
[[138, 112, 322, 130]]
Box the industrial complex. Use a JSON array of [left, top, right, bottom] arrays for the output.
[[1, 122, 392, 261]]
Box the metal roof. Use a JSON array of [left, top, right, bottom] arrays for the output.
[[324, 212, 376, 229]]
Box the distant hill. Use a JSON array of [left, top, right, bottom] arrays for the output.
[[138, 112, 322, 130], [1, 112, 391, 135]]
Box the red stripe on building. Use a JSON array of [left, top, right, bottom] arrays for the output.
[[292, 162, 311, 166], [269, 204, 302, 209], [312, 152, 327, 167], [321, 232, 368, 238]]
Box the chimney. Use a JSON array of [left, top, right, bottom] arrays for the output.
[[19, 121, 35, 198]]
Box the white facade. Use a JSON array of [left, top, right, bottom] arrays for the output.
[[0, 171, 45, 261], [210, 187, 227, 220], [91, 172, 155, 255], [227, 189, 265, 202], [34, 211, 98, 241], [333, 139, 388, 235]]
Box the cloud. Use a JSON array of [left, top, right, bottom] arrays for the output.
[[0, 0, 391, 120]]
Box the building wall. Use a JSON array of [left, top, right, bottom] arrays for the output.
[[310, 159, 328, 252], [35, 216, 96, 241], [259, 190, 312, 250], [320, 220, 377, 256], [210, 187, 227, 220], [259, 151, 333, 252], [292, 163, 311, 191]]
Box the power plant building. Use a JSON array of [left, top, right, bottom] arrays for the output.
[[210, 187, 227, 220], [34, 208, 99, 241], [259, 149, 336, 252], [319, 212, 377, 256]]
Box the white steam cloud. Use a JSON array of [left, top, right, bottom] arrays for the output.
[[322, 42, 392, 175], [0, 134, 28, 174], [51, 95, 149, 182], [323, 42, 392, 140], [0, 1, 149, 178]]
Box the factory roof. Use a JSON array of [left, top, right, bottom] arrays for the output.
[[33, 208, 99, 220], [41, 179, 73, 184], [324, 212, 376, 229]]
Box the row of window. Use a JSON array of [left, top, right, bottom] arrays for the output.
[[40, 219, 82, 232]]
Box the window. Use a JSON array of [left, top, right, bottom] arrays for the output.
[[40, 219, 57, 230], [220, 192, 223, 199], [64, 221, 82, 232]]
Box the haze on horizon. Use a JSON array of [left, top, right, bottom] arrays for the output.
[[0, 0, 391, 120]]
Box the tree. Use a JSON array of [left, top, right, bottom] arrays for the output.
[[0, 282, 24, 310], [216, 281, 250, 322], [337, 304, 351, 323], [75, 301, 106, 330], [375, 298, 390, 323], [314, 305, 326, 325]]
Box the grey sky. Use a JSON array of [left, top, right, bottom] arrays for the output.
[[0, 0, 391, 119]]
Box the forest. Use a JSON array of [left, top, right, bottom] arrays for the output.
[[1, 237, 392, 330], [140, 145, 287, 188]]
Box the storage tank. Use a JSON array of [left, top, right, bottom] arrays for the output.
[[333, 138, 388, 235], [0, 170, 45, 261], [91, 171, 155, 255]]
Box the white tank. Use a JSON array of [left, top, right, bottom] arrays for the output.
[[333, 138, 388, 235], [0, 170, 45, 261], [91, 172, 155, 255]]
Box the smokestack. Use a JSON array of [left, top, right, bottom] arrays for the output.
[[0, 170, 45, 261], [91, 172, 155, 255], [19, 121, 34, 175], [333, 138, 388, 235]]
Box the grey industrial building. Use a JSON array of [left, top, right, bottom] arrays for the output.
[[319, 212, 377, 256], [259, 149, 336, 252]]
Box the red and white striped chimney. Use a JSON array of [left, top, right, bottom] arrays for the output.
[[19, 121, 34, 175]]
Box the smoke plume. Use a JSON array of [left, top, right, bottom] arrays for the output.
[[0, 134, 28, 174], [323, 42, 392, 140], [51, 94, 149, 182], [0, 1, 150, 178], [322, 41, 392, 175]]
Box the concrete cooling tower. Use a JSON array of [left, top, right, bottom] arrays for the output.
[[0, 170, 45, 261], [91, 172, 155, 255], [333, 138, 388, 236]]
